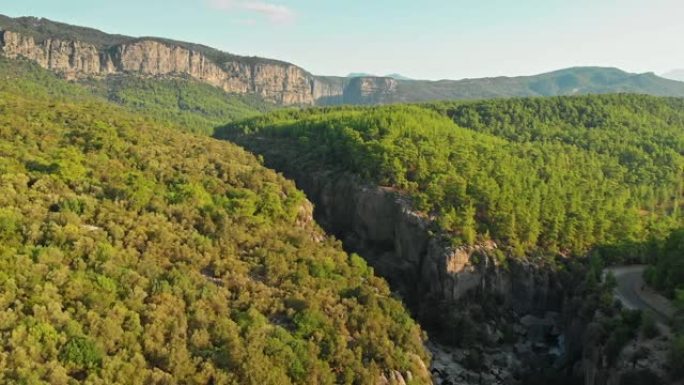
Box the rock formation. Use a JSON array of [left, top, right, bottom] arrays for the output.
[[343, 77, 399, 105], [286, 171, 565, 315], [0, 28, 348, 105], [261, 169, 576, 385]]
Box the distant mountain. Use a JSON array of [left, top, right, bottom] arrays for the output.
[[381, 67, 684, 104], [347, 72, 413, 80], [2, 14, 684, 106], [385, 73, 413, 80], [662, 69, 684, 82]]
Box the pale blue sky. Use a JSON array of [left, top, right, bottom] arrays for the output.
[[0, 0, 682, 80]]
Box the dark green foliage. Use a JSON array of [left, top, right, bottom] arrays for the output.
[[59, 337, 103, 370], [218, 96, 683, 256], [645, 228, 684, 297], [434, 94, 684, 194], [640, 313, 659, 339], [605, 310, 642, 365], [0, 74, 429, 383]]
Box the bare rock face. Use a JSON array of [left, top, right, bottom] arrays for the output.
[[0, 25, 407, 105], [0, 30, 104, 79], [343, 76, 399, 104], [279, 170, 564, 318], [0, 29, 349, 105]]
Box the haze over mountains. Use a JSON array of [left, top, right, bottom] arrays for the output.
[[662, 69, 684, 82], [3, 14, 684, 106]]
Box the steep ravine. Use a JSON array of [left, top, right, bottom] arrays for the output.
[[286, 169, 679, 385], [258, 166, 589, 384]]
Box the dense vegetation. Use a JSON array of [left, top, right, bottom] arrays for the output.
[[0, 74, 429, 383], [84, 75, 273, 135], [0, 57, 272, 135], [645, 229, 684, 298], [645, 227, 684, 375], [218, 96, 683, 257]]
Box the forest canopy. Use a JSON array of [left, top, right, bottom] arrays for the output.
[[0, 69, 429, 384], [218, 95, 683, 257]]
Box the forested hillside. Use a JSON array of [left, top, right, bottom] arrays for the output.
[[217, 95, 683, 258], [386, 67, 684, 104], [0, 67, 429, 384], [0, 57, 273, 134]]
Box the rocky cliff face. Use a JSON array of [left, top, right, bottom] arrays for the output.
[[0, 29, 348, 105], [0, 23, 406, 106], [265, 169, 578, 384], [288, 170, 564, 316], [343, 76, 399, 105]]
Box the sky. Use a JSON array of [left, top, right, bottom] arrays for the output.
[[0, 0, 682, 80]]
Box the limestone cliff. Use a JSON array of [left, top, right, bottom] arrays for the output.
[[343, 77, 399, 105], [0, 16, 413, 106], [0, 27, 346, 105]]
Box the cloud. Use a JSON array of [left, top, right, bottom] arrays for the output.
[[209, 0, 296, 24]]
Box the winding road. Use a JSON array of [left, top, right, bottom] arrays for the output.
[[604, 265, 674, 325]]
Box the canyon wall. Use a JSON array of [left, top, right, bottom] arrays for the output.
[[286, 170, 565, 316], [265, 169, 581, 385]]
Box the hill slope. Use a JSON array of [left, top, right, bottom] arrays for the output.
[[0, 57, 273, 134], [0, 61, 430, 384]]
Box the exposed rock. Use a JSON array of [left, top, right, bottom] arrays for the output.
[[0, 29, 347, 105], [0, 28, 412, 106], [280, 171, 564, 321], [579, 314, 678, 385], [271, 169, 571, 384], [343, 76, 398, 105]]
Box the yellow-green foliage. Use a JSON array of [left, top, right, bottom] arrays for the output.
[[0, 88, 428, 383]]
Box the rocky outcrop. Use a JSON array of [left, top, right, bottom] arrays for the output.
[[277, 170, 565, 320], [577, 321, 675, 385], [343, 76, 399, 105], [0, 26, 410, 105], [0, 30, 105, 78], [0, 29, 349, 105], [267, 169, 576, 384]]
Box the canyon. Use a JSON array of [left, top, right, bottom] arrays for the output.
[[215, 126, 678, 384]]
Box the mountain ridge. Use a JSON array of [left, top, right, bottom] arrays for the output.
[[3, 14, 684, 106], [662, 69, 684, 82]]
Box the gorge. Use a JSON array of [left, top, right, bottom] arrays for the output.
[[0, 12, 681, 385]]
